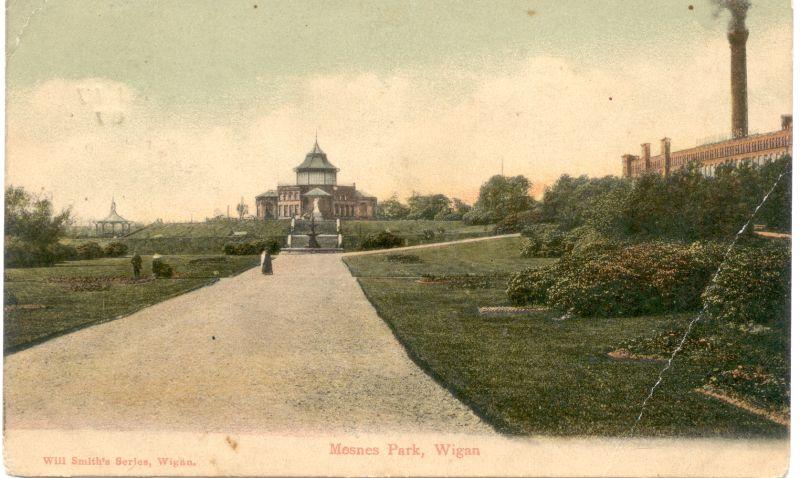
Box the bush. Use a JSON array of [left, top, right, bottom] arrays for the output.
[[75, 241, 104, 260], [507, 265, 558, 305], [103, 241, 128, 257], [421, 229, 436, 240], [357, 231, 404, 251], [520, 225, 621, 259], [703, 243, 790, 324], [223, 239, 281, 255], [547, 256, 656, 317], [561, 226, 622, 257], [462, 208, 494, 226], [47, 242, 78, 263], [507, 241, 728, 317], [611, 242, 719, 312], [152, 258, 174, 278], [5, 237, 59, 268], [520, 224, 566, 257], [5, 186, 71, 268]]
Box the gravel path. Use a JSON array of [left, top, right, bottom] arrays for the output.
[[4, 254, 491, 435]]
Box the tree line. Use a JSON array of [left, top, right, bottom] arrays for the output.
[[530, 156, 791, 240]]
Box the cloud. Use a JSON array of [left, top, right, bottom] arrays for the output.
[[6, 24, 791, 222]]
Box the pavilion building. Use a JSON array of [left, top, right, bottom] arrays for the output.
[[95, 198, 133, 237], [255, 139, 377, 220]]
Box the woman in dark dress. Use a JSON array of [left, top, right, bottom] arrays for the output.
[[260, 248, 273, 275]]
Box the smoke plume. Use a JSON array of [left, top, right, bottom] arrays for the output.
[[711, 0, 751, 32]]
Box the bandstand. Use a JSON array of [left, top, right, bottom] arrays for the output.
[[95, 199, 133, 237]]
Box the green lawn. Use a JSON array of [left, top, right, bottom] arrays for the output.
[[125, 219, 289, 239], [343, 220, 493, 249], [343, 237, 787, 437], [67, 219, 495, 254], [4, 254, 258, 353]]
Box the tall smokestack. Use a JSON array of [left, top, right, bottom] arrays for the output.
[[713, 0, 751, 138], [729, 28, 748, 138]]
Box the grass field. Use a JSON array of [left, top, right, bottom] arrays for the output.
[[125, 220, 289, 239], [4, 254, 258, 353], [343, 237, 787, 437], [67, 219, 495, 254]]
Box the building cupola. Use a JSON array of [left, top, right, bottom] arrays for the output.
[[294, 137, 339, 186]]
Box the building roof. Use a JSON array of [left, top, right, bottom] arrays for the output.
[[294, 140, 339, 172], [304, 187, 331, 197], [98, 199, 131, 223], [354, 190, 376, 199], [256, 190, 278, 197]]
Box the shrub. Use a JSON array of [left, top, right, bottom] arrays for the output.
[[47, 242, 78, 263], [223, 239, 281, 255], [702, 243, 790, 324], [492, 209, 541, 234], [611, 242, 718, 312], [547, 256, 656, 317], [421, 229, 436, 240], [152, 258, 174, 278], [507, 265, 558, 305], [357, 231, 404, 251], [520, 224, 566, 257], [562, 226, 622, 258], [507, 241, 729, 317], [75, 241, 104, 260], [103, 241, 128, 257], [5, 237, 57, 268], [5, 185, 71, 268], [462, 208, 494, 226]]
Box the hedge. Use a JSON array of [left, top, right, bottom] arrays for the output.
[[223, 239, 282, 256], [507, 241, 732, 317], [702, 243, 790, 324], [357, 231, 404, 251]]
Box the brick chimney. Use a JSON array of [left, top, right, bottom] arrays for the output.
[[641, 143, 651, 172], [660, 137, 671, 175], [621, 154, 636, 178], [729, 29, 749, 138]]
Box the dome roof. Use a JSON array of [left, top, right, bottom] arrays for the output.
[[99, 199, 131, 223], [294, 139, 339, 172]]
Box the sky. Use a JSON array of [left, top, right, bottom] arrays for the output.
[[5, 0, 793, 222]]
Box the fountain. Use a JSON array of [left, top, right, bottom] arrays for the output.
[[280, 197, 344, 254]]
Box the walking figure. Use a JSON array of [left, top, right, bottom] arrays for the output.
[[131, 251, 142, 279], [261, 248, 273, 275]]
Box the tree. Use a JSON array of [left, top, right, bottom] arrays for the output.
[[5, 186, 71, 267], [407, 193, 451, 220], [754, 156, 791, 232], [377, 194, 410, 220], [467, 175, 535, 224], [236, 197, 249, 220], [434, 198, 472, 221]]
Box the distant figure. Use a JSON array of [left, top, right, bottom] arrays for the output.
[[131, 251, 142, 279], [152, 253, 162, 275], [260, 248, 273, 275]]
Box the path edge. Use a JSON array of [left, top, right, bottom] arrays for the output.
[[4, 256, 268, 356], [341, 256, 521, 436]]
